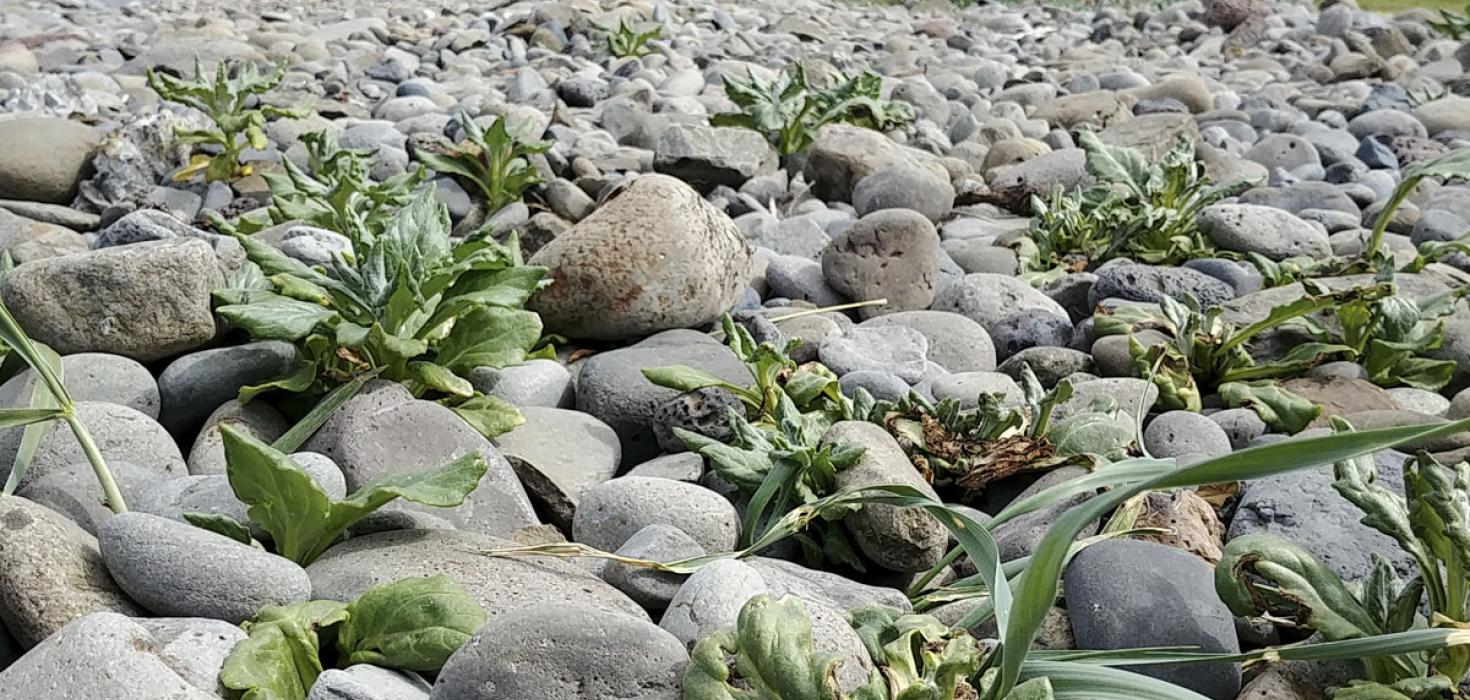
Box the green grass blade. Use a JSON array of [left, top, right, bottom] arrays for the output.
[[1019, 660, 1213, 700], [988, 459, 1172, 529], [271, 373, 374, 453], [1032, 629, 1470, 667], [994, 416, 1470, 698], [3, 343, 65, 496], [0, 306, 70, 409]]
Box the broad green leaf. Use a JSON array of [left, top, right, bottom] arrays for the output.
[[642, 365, 743, 394], [223, 426, 334, 565], [1079, 131, 1155, 194], [449, 393, 524, 438], [222, 426, 488, 566], [677, 426, 774, 492], [682, 595, 846, 700], [218, 295, 337, 341], [239, 362, 318, 404], [435, 306, 543, 373], [1333, 676, 1454, 700], [219, 600, 348, 700], [336, 575, 486, 671], [1008, 678, 1055, 700], [1048, 411, 1133, 460], [1218, 381, 1321, 434], [1215, 533, 1382, 640], [183, 512, 254, 545], [408, 361, 474, 398]]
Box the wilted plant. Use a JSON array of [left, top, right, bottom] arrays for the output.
[[416, 113, 551, 217], [711, 65, 916, 155], [1218, 418, 1470, 695], [857, 367, 1133, 499], [221, 575, 482, 700], [148, 59, 306, 182], [1017, 133, 1253, 279], [601, 17, 662, 58], [185, 426, 487, 566], [211, 131, 427, 240], [213, 189, 552, 438]]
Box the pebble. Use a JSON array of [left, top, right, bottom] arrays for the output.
[[1, 239, 222, 362], [0, 497, 143, 647], [818, 325, 929, 384], [572, 476, 740, 554], [822, 209, 940, 318], [1, 0, 1468, 692], [433, 602, 686, 700], [99, 512, 311, 624], [1144, 411, 1233, 459], [527, 174, 751, 341], [496, 407, 620, 531], [857, 310, 997, 373], [1065, 540, 1241, 699]]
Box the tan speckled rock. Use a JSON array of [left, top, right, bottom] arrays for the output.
[[527, 174, 751, 341], [0, 497, 143, 647]]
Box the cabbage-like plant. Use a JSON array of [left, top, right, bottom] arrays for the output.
[[1218, 418, 1470, 694], [214, 189, 551, 438]]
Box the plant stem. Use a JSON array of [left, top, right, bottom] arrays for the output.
[[1365, 178, 1417, 265], [64, 413, 127, 514]]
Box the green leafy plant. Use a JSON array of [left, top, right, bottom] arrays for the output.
[[683, 594, 887, 699], [148, 59, 306, 182], [1309, 284, 1470, 391], [646, 316, 872, 569], [0, 290, 126, 513], [711, 66, 916, 155], [644, 314, 855, 430], [416, 113, 551, 217], [213, 189, 551, 437], [1094, 283, 1391, 415], [601, 18, 662, 58], [1428, 3, 1470, 39], [1016, 133, 1253, 278], [220, 575, 483, 700], [850, 605, 987, 699], [678, 395, 869, 571], [1217, 418, 1470, 695], [187, 426, 487, 566], [211, 131, 427, 240], [1361, 148, 1470, 271]]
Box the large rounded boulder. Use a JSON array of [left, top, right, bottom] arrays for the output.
[[527, 174, 752, 341]]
